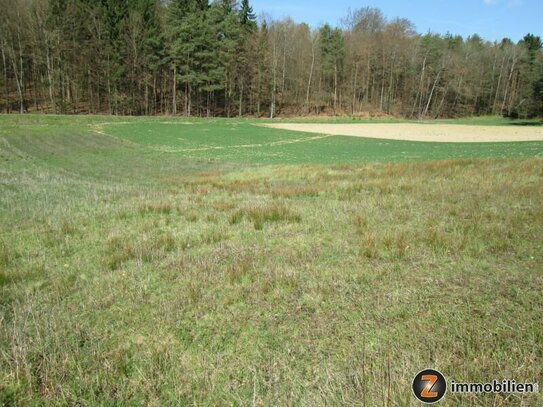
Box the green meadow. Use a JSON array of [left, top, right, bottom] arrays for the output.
[[0, 114, 542, 405], [100, 117, 543, 164]]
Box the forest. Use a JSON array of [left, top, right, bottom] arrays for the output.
[[0, 0, 542, 118]]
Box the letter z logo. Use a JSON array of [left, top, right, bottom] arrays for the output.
[[412, 369, 447, 403], [420, 375, 438, 398]]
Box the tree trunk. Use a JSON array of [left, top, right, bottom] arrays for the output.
[[187, 83, 191, 116], [73, 78, 79, 114], [17, 32, 24, 113], [8, 44, 24, 114], [88, 68, 93, 114], [304, 38, 315, 115], [172, 65, 177, 115], [492, 54, 506, 114], [153, 74, 157, 114], [501, 53, 517, 114], [379, 66, 385, 112], [1, 41, 8, 113], [270, 40, 277, 119], [334, 62, 338, 111], [387, 51, 396, 114], [281, 30, 287, 94], [31, 53, 38, 112], [143, 81, 147, 115], [238, 78, 243, 117], [351, 61, 358, 115], [256, 67, 261, 116], [107, 55, 112, 114], [411, 54, 427, 118], [423, 68, 441, 117], [452, 74, 464, 113]]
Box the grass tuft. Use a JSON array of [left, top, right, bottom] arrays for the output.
[[229, 210, 244, 225], [271, 184, 320, 198], [226, 254, 254, 283], [230, 203, 302, 229], [139, 203, 173, 215], [249, 203, 301, 225], [0, 239, 17, 267], [185, 212, 199, 222], [105, 232, 176, 270]]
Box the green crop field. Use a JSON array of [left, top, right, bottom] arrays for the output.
[[1, 114, 542, 405], [99, 116, 543, 164]]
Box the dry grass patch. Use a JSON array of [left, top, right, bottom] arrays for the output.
[[210, 178, 270, 194], [139, 203, 173, 215], [184, 211, 199, 222], [210, 200, 236, 212], [105, 232, 176, 270], [230, 202, 302, 230], [271, 184, 321, 198]]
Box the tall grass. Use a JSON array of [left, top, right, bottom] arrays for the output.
[[0, 115, 541, 405]]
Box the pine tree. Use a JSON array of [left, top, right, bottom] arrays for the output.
[[319, 24, 345, 110], [239, 0, 257, 32], [518, 34, 543, 118], [168, 0, 202, 114], [125, 0, 165, 114], [208, 1, 242, 116]]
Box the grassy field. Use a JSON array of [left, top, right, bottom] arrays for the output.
[[0, 114, 542, 405]]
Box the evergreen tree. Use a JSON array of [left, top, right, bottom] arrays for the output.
[[209, 1, 242, 116], [319, 24, 344, 110], [518, 34, 543, 117], [1, 1, 543, 119], [126, 0, 165, 114], [239, 0, 257, 32]]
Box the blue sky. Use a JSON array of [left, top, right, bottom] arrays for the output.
[[251, 0, 542, 42]]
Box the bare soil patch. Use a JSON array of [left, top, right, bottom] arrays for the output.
[[263, 123, 543, 143]]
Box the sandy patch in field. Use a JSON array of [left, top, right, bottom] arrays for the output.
[[263, 123, 543, 143]]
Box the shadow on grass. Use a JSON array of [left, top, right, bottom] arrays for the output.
[[507, 120, 543, 126]]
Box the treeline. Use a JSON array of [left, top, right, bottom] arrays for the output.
[[0, 0, 542, 118]]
